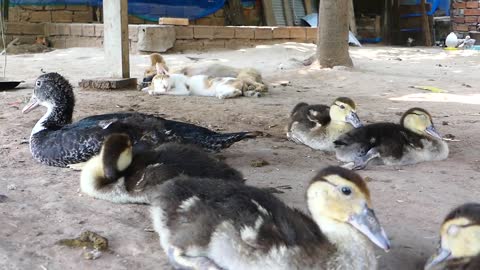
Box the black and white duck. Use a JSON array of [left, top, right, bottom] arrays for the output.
[[150, 166, 390, 270], [334, 107, 449, 170], [22, 72, 260, 167], [286, 97, 363, 151], [80, 133, 244, 204], [425, 203, 480, 270]]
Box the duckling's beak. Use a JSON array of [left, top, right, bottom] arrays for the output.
[[424, 247, 451, 269], [348, 206, 391, 251], [425, 125, 442, 140], [22, 95, 39, 114], [345, 111, 363, 128]]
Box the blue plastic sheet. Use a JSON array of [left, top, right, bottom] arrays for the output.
[[8, 0, 227, 21]]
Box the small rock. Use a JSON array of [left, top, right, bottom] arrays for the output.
[[444, 134, 456, 140], [0, 194, 8, 202], [250, 159, 270, 167], [83, 249, 102, 260], [442, 121, 449, 126], [7, 184, 17, 190]]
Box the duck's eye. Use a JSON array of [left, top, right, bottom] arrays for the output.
[[339, 104, 345, 109], [341, 187, 352, 196], [35, 80, 42, 87]]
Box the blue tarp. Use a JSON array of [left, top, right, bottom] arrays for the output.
[[8, 0, 228, 21]]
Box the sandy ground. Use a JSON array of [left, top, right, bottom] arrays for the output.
[[1, 43, 480, 270]]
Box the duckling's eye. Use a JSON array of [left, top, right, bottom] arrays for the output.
[[35, 80, 42, 87], [339, 104, 345, 109], [341, 187, 352, 196]]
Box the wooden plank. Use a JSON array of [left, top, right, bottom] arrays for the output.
[[420, 0, 432, 46], [348, 0, 357, 35], [282, 0, 294, 26], [383, 0, 391, 44], [262, 0, 277, 26], [304, 0, 313, 14], [159, 17, 189, 26], [103, 0, 130, 78]]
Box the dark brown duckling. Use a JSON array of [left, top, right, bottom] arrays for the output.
[[334, 107, 449, 170], [80, 134, 244, 204], [287, 97, 362, 151], [150, 166, 390, 270]]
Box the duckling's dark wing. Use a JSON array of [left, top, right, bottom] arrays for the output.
[[288, 103, 330, 132], [334, 123, 412, 158], [155, 177, 329, 252], [125, 143, 244, 192]]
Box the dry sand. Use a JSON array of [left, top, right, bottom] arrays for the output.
[[1, 43, 480, 270]]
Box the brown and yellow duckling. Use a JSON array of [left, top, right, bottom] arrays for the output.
[[80, 134, 244, 204], [425, 203, 480, 270], [334, 107, 449, 170], [286, 97, 362, 151], [150, 166, 390, 270]]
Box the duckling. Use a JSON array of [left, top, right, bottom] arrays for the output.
[[81, 133, 244, 204], [150, 166, 390, 270], [334, 107, 449, 170], [22, 72, 261, 167], [425, 203, 480, 270], [286, 97, 363, 151]]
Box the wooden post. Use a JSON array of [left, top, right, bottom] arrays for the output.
[[103, 0, 129, 78], [304, 0, 313, 14], [420, 0, 432, 46], [282, 0, 294, 26], [262, 0, 277, 26], [348, 0, 357, 35]]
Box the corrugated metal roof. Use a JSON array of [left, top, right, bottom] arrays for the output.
[[291, 0, 306, 25], [272, 0, 286, 26]]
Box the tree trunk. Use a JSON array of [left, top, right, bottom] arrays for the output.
[[224, 0, 246, 26], [316, 0, 353, 68]]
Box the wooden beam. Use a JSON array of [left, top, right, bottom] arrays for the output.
[[282, 0, 294, 26], [348, 0, 357, 35], [420, 0, 432, 46], [304, 0, 313, 14], [261, 0, 276, 26], [103, 0, 130, 78]]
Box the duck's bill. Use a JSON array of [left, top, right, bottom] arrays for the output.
[[424, 248, 451, 269], [426, 125, 442, 140], [346, 112, 363, 128], [349, 207, 391, 251], [22, 96, 39, 114]]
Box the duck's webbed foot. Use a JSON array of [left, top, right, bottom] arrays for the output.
[[167, 246, 223, 270], [344, 148, 380, 170]]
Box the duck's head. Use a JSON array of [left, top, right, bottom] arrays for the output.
[[329, 97, 362, 128], [22, 72, 75, 116], [425, 203, 480, 269], [100, 134, 133, 180], [307, 166, 390, 251], [401, 108, 442, 139]]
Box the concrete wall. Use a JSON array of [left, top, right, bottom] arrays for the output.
[[5, 22, 317, 53]]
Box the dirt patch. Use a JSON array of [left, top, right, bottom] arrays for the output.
[[1, 44, 480, 270]]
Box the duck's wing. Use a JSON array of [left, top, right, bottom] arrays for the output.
[[163, 119, 262, 151], [80, 112, 261, 151]]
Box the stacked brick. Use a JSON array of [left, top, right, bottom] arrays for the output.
[[7, 5, 261, 26], [8, 5, 97, 23], [452, 0, 480, 34]]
